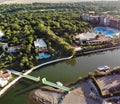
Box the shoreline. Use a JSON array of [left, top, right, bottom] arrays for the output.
[[0, 45, 120, 97], [29, 66, 120, 104], [83, 46, 120, 54]]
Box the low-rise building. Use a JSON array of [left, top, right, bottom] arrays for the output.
[[76, 32, 97, 42], [7, 46, 20, 53], [0, 70, 12, 87], [34, 38, 48, 52]]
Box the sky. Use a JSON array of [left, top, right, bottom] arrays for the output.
[[0, 0, 119, 4]]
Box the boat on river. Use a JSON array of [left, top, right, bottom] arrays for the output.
[[97, 65, 110, 72]]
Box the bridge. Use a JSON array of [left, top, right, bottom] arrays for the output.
[[42, 78, 71, 92], [8, 70, 40, 82]]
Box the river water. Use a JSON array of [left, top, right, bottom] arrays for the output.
[[0, 49, 120, 104]]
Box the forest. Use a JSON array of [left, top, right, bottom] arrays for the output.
[[0, 1, 120, 70]]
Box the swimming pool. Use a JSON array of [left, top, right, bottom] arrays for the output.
[[38, 53, 51, 59], [95, 27, 119, 37]]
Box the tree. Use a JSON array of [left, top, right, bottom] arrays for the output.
[[6, 55, 13, 63]]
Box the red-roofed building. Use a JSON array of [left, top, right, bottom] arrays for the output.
[[0, 70, 12, 87], [2, 73, 11, 79], [0, 70, 12, 80]]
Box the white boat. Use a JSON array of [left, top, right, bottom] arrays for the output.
[[56, 81, 63, 86], [97, 65, 110, 71]]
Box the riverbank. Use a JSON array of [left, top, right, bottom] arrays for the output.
[[0, 47, 120, 104], [29, 66, 120, 104], [0, 45, 120, 97], [0, 56, 73, 97], [83, 46, 120, 54]]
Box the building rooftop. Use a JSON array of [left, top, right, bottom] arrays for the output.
[[8, 46, 20, 50], [76, 32, 97, 41], [0, 31, 4, 37], [34, 38, 47, 48]]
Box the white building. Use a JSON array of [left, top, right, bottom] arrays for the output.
[[34, 39, 47, 52], [0, 77, 8, 87], [76, 32, 97, 42], [0, 31, 4, 41]]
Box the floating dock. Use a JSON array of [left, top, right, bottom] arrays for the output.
[[42, 78, 71, 92]]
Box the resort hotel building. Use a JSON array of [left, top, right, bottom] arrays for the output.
[[82, 13, 120, 29]]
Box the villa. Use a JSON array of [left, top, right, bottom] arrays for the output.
[[34, 38, 48, 52], [0, 70, 12, 87]]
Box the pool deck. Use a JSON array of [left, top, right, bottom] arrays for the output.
[[95, 26, 120, 37]]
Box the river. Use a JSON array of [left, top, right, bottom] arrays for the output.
[[0, 49, 120, 104]]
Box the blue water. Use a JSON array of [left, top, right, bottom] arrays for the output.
[[95, 27, 118, 37], [95, 27, 105, 33], [38, 53, 51, 59]]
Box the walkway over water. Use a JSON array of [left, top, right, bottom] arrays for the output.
[[8, 70, 40, 82], [22, 75, 40, 82], [42, 78, 71, 92]]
